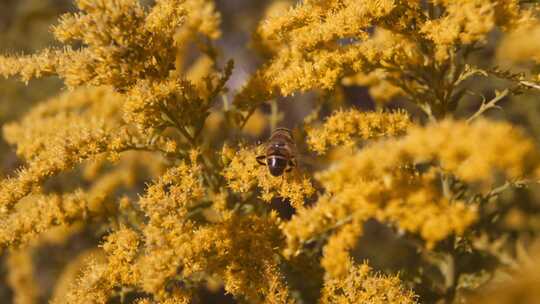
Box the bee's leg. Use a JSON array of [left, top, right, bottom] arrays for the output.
[[256, 155, 266, 166], [285, 159, 296, 173], [288, 158, 297, 169]]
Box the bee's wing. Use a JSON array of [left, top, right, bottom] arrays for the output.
[[256, 154, 266, 165]]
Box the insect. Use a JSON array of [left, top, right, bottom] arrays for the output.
[[256, 127, 298, 176]]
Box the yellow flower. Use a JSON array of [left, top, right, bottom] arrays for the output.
[[0, 87, 131, 213], [307, 109, 412, 154], [321, 261, 417, 304], [284, 118, 539, 266]]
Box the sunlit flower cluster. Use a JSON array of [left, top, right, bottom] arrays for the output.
[[306, 110, 412, 154], [284, 119, 540, 277], [1, 0, 540, 302], [320, 262, 417, 304]]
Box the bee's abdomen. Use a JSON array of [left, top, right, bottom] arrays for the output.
[[267, 155, 288, 176]]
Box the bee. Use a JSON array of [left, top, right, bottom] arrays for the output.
[[256, 127, 298, 176]]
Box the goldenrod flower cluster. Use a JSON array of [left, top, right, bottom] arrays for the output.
[[1, 0, 540, 303], [241, 0, 540, 111], [306, 110, 412, 154], [285, 119, 540, 279], [0, 87, 130, 214], [320, 262, 416, 304]]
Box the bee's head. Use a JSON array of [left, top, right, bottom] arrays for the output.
[[271, 127, 294, 141], [273, 127, 293, 135], [267, 156, 288, 176]]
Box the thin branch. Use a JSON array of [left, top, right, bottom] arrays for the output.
[[159, 104, 196, 145], [471, 179, 537, 204], [466, 89, 509, 123], [239, 107, 256, 130], [485, 68, 540, 92], [453, 64, 488, 87], [486, 179, 533, 199], [418, 103, 437, 123], [520, 80, 540, 91]]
